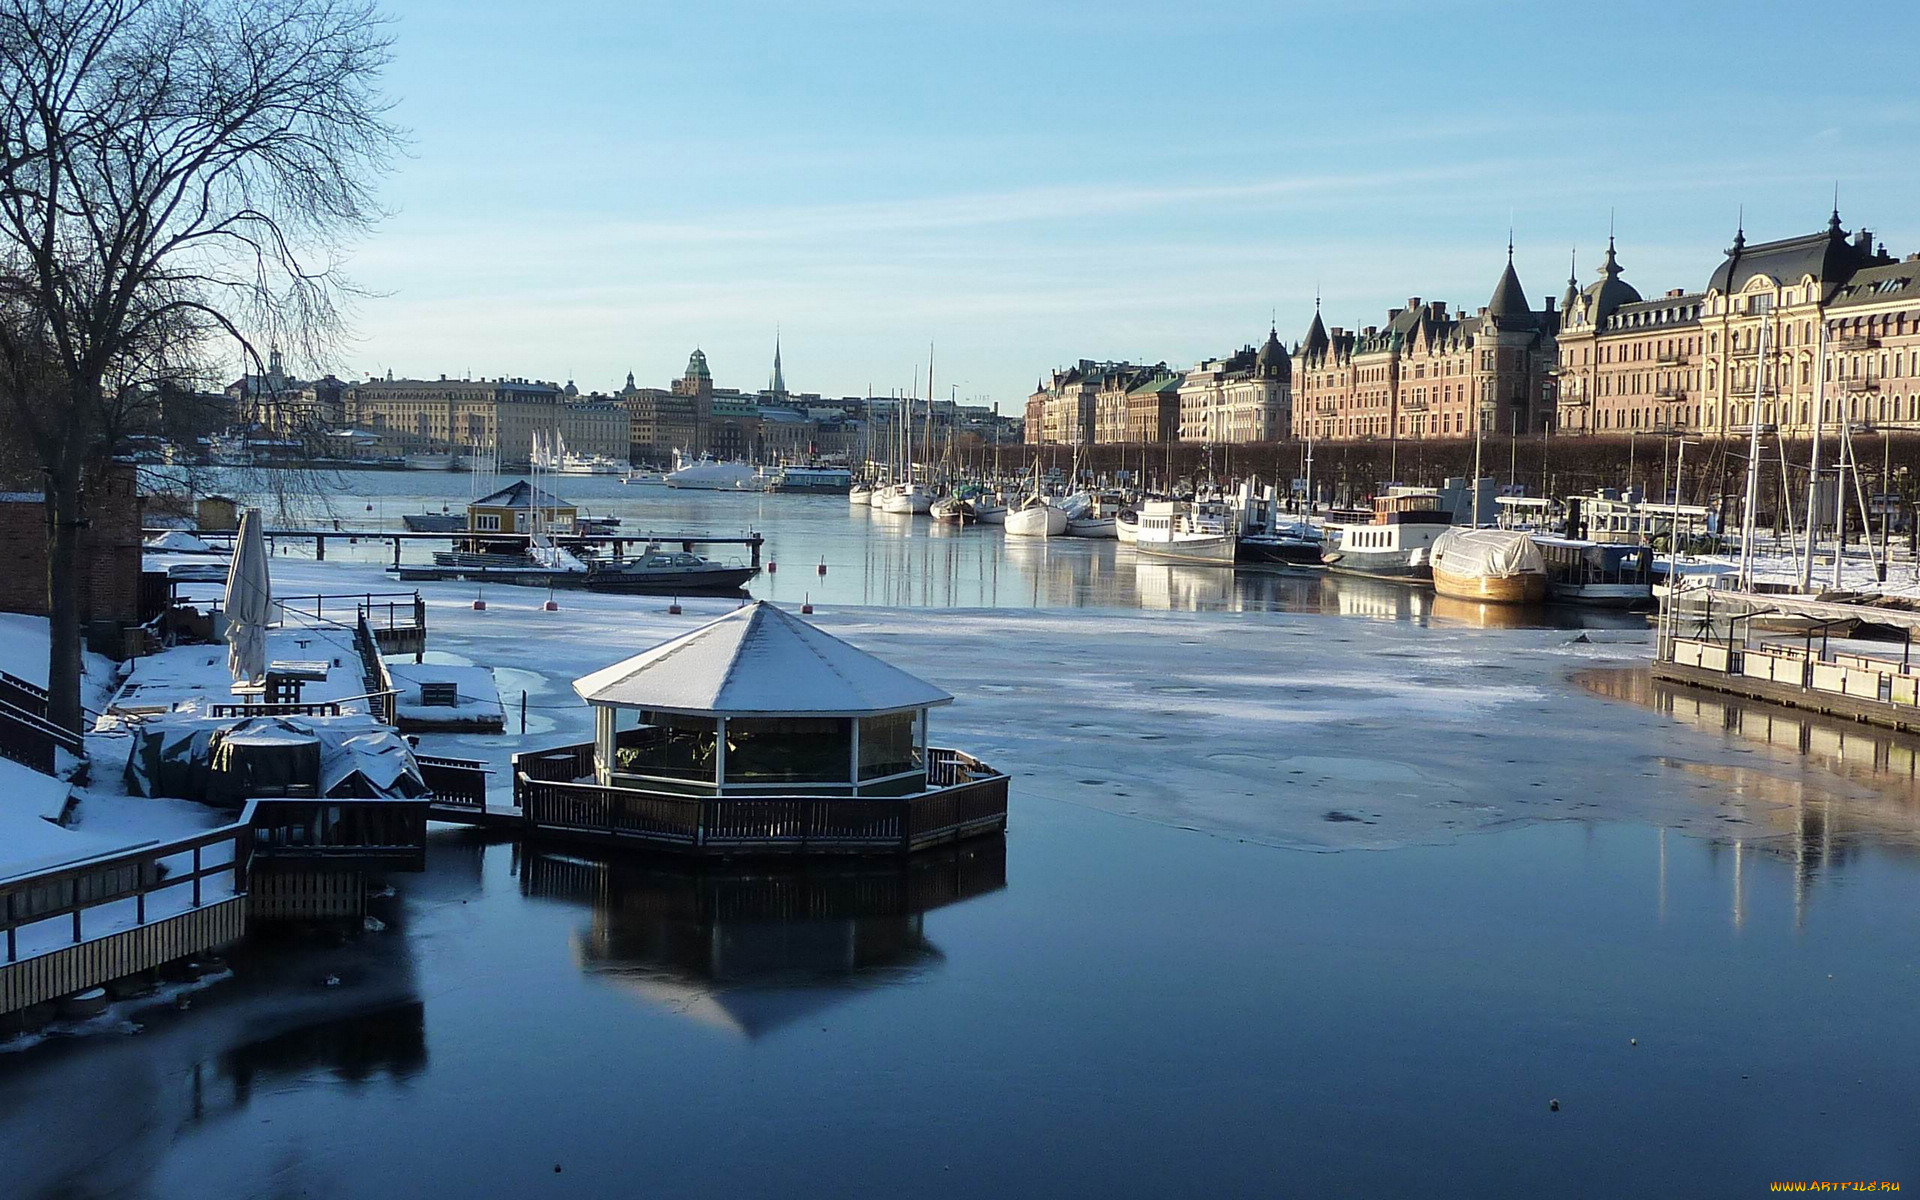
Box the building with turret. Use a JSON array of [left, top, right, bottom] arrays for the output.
[[1292, 246, 1560, 442], [1554, 211, 1920, 438], [1175, 328, 1291, 443]]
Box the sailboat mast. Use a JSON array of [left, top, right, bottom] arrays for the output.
[[1737, 319, 1770, 590], [1801, 319, 1827, 591]]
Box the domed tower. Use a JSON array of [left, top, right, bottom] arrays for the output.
[[1256, 324, 1289, 380]]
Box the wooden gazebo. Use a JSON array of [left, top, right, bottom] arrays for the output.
[[512, 603, 1008, 855]]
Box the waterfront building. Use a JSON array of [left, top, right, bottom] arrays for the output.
[[1176, 328, 1290, 443], [1127, 370, 1184, 443], [345, 375, 626, 463], [1294, 250, 1559, 442], [1556, 212, 1920, 437], [1028, 360, 1183, 445]]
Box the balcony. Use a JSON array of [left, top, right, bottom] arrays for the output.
[[1835, 335, 1879, 352], [1399, 398, 1429, 413], [1560, 396, 1590, 408], [1314, 401, 1337, 415], [1656, 353, 1690, 366], [1845, 378, 1880, 393], [1655, 386, 1688, 400]]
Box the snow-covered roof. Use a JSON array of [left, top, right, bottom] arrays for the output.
[[472, 479, 573, 509], [572, 602, 953, 718]]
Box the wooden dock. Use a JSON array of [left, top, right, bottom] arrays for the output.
[[149, 527, 765, 568]]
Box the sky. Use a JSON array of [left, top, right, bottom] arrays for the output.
[[327, 0, 1920, 411]]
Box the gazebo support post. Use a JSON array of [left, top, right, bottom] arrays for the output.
[[714, 716, 728, 794], [849, 719, 861, 798], [918, 709, 929, 781], [593, 705, 616, 785]]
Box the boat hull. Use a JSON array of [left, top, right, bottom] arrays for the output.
[[585, 565, 759, 594], [972, 506, 1007, 526], [849, 488, 873, 505], [1005, 505, 1067, 537], [1115, 515, 1138, 544], [1064, 516, 1117, 539], [1237, 536, 1321, 565], [880, 492, 931, 514], [1431, 565, 1546, 604], [1321, 549, 1432, 582], [1546, 581, 1653, 608], [1134, 535, 1236, 565]]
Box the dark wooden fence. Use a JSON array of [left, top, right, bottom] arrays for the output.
[[416, 753, 492, 814], [0, 694, 84, 776]]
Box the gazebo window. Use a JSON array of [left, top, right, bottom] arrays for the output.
[[859, 712, 921, 780], [617, 711, 715, 781], [724, 716, 851, 783]]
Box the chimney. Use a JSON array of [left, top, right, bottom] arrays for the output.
[[1545, 297, 1556, 313]]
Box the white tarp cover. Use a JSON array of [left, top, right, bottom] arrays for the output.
[[1430, 528, 1545, 580], [224, 508, 272, 687]]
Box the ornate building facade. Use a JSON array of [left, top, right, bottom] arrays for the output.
[[1293, 251, 1559, 442], [1175, 328, 1291, 443], [1555, 213, 1920, 437]]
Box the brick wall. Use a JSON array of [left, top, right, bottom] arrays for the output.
[[0, 460, 144, 633]]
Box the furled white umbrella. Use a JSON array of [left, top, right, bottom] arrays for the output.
[[225, 507, 272, 689]]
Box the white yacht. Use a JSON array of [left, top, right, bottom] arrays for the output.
[[1004, 495, 1068, 537], [665, 452, 758, 490]]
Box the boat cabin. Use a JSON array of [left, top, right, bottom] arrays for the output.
[[1371, 488, 1452, 526]]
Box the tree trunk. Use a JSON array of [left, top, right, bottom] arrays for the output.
[[45, 463, 85, 737]]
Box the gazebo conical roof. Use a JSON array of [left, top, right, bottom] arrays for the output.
[[573, 602, 953, 718]]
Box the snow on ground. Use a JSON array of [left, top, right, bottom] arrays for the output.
[[0, 613, 116, 711], [386, 662, 503, 726], [261, 557, 1920, 853], [111, 621, 367, 717]]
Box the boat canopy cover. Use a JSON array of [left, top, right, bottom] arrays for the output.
[[1431, 528, 1545, 580], [573, 601, 954, 718]]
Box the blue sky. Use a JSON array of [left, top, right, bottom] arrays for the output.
[[334, 0, 1920, 409]]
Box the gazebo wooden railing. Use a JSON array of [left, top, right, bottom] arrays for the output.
[[510, 742, 1008, 856]]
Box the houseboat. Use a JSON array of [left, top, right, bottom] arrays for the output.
[[1428, 527, 1547, 604], [1319, 488, 1452, 582]]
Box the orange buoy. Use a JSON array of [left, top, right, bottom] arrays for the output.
[[801, 593, 814, 615], [472, 599, 486, 611], [816, 559, 827, 577], [768, 560, 777, 573], [668, 599, 682, 615], [542, 599, 559, 611]]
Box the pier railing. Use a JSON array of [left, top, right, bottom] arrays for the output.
[[0, 795, 433, 1014], [0, 694, 84, 776], [416, 753, 492, 814], [511, 742, 1008, 855]]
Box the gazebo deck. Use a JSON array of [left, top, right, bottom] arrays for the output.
[[511, 743, 1008, 855]]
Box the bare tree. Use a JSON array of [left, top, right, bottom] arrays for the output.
[[0, 0, 398, 733]]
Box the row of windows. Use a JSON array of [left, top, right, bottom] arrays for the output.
[[1583, 389, 1917, 431]]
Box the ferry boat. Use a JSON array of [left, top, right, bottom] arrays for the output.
[[1534, 536, 1655, 607], [1320, 488, 1452, 582], [665, 453, 758, 490], [766, 465, 853, 494], [1132, 499, 1236, 565], [1428, 527, 1547, 604]]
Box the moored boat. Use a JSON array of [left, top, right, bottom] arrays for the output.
[[1321, 488, 1452, 582], [879, 480, 931, 514], [1004, 496, 1067, 537], [585, 545, 759, 593], [1428, 528, 1547, 604], [849, 484, 873, 505], [1132, 499, 1236, 565], [1534, 536, 1654, 607], [665, 453, 757, 490]]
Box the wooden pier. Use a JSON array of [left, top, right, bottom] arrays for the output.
[[1654, 589, 1920, 733], [148, 526, 765, 569]]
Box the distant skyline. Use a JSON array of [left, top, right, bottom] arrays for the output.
[[328, 0, 1920, 410]]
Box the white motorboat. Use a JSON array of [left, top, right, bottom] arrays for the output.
[[1534, 536, 1654, 607], [1132, 500, 1236, 565], [849, 484, 873, 505], [1115, 510, 1139, 544], [1004, 496, 1067, 538], [621, 469, 668, 486], [665, 453, 758, 490], [404, 451, 458, 471], [879, 481, 931, 514]]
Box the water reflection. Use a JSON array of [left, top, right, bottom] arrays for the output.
[[520, 840, 1007, 1038], [1580, 666, 1920, 922]]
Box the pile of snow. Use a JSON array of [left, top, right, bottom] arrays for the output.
[[143, 530, 220, 554]]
